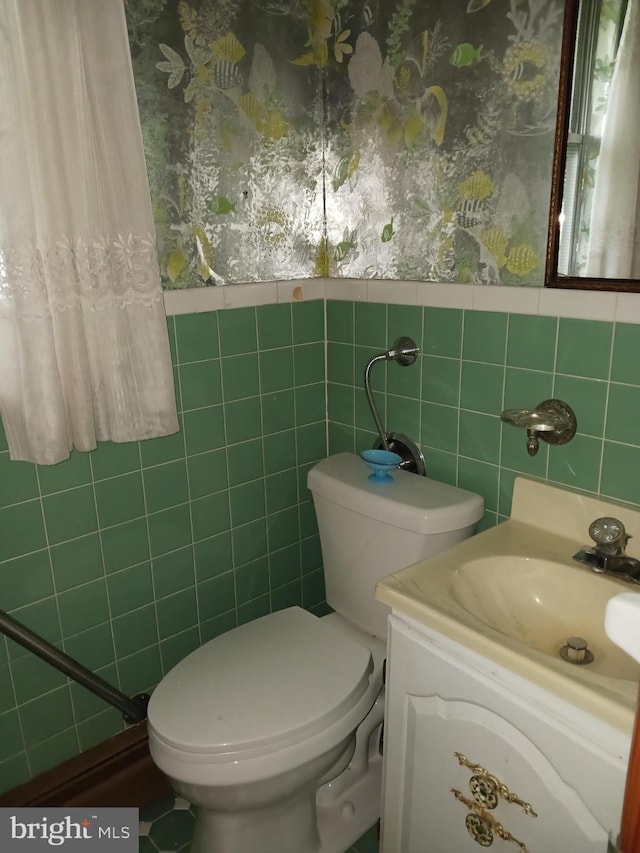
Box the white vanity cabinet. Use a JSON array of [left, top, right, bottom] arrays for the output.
[[381, 613, 630, 853]]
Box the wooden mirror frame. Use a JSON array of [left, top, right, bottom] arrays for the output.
[[545, 0, 640, 292]]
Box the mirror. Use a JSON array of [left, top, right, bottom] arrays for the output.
[[546, 0, 640, 291]]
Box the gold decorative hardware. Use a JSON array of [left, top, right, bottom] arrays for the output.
[[455, 752, 538, 818], [452, 790, 530, 853], [470, 774, 499, 810]]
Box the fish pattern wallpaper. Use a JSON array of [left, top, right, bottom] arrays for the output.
[[125, 0, 564, 288]]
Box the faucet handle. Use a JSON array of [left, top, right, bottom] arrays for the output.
[[589, 517, 629, 554]]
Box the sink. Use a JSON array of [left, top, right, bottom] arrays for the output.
[[376, 476, 640, 733], [450, 556, 638, 680]]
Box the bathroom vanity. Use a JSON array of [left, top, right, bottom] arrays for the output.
[[376, 477, 640, 852]]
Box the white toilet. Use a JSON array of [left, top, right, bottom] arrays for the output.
[[147, 452, 483, 853]]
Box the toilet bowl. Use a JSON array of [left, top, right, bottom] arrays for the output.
[[147, 452, 484, 853]]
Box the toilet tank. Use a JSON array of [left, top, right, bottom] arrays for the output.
[[307, 453, 484, 638]]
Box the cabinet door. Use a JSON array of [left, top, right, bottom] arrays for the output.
[[381, 618, 627, 853]]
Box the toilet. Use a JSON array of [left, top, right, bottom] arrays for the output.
[[147, 452, 483, 853]]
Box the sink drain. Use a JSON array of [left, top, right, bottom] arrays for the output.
[[559, 636, 594, 665]]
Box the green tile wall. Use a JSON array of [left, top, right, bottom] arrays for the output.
[[326, 300, 640, 527], [0, 300, 327, 794]]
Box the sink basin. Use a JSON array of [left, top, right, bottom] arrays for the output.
[[450, 556, 638, 680]]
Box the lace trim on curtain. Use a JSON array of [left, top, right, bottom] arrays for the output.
[[0, 231, 163, 320]]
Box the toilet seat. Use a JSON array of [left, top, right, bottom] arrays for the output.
[[148, 607, 373, 759]]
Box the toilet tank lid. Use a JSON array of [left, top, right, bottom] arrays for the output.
[[147, 607, 373, 757], [308, 453, 484, 534]]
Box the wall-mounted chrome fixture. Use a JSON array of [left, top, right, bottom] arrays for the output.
[[364, 336, 426, 476], [501, 399, 577, 457]]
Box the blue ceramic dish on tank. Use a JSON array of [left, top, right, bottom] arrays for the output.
[[360, 449, 402, 482]]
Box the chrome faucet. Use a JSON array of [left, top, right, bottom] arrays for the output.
[[573, 517, 640, 584]]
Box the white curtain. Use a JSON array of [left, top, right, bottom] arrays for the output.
[[586, 0, 640, 278], [0, 0, 179, 465]]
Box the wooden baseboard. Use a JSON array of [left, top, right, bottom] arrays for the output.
[[0, 723, 170, 808]]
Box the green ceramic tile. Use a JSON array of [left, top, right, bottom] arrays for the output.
[[179, 360, 222, 410], [0, 456, 39, 508], [175, 311, 219, 362], [230, 480, 266, 527], [197, 572, 236, 622], [328, 383, 354, 425], [263, 430, 297, 474], [292, 300, 324, 344], [112, 604, 158, 659], [232, 518, 268, 567], [300, 535, 322, 573], [296, 383, 325, 425], [0, 500, 47, 561], [327, 300, 353, 343], [424, 308, 463, 358], [7, 599, 61, 655], [355, 346, 384, 393], [58, 578, 109, 637], [302, 569, 326, 609], [355, 386, 382, 432], [506, 314, 557, 372], [200, 608, 236, 643], [0, 666, 15, 714], [328, 422, 355, 455], [388, 304, 423, 351], [459, 411, 500, 465], [221, 353, 260, 401], [77, 709, 122, 753], [462, 311, 507, 364], [259, 347, 294, 394], [118, 645, 162, 695], [422, 356, 460, 407], [0, 421, 7, 453], [547, 434, 602, 493], [143, 460, 189, 514], [500, 424, 549, 477], [218, 307, 257, 356], [194, 531, 233, 582], [188, 448, 228, 498], [237, 594, 270, 625], [611, 324, 640, 385], [0, 752, 30, 795], [296, 422, 326, 466], [166, 317, 177, 364], [149, 807, 196, 850], [156, 588, 197, 639], [503, 367, 553, 412], [107, 563, 153, 618], [355, 302, 386, 348], [64, 623, 115, 671], [556, 318, 612, 380], [235, 557, 269, 605], [327, 342, 355, 386], [386, 395, 420, 440], [71, 668, 119, 722], [269, 544, 300, 588], [28, 727, 79, 777], [271, 579, 302, 611], [421, 402, 458, 453], [266, 469, 298, 514], [601, 442, 640, 506], [299, 499, 318, 538], [0, 709, 24, 759], [554, 375, 607, 438], [257, 303, 292, 349], [11, 653, 66, 705], [19, 686, 75, 747], [458, 457, 499, 513], [353, 823, 380, 853], [183, 405, 225, 455], [0, 550, 53, 610], [148, 504, 192, 557], [606, 384, 640, 446], [191, 491, 231, 541], [267, 506, 299, 552], [261, 390, 295, 435], [90, 442, 140, 481], [387, 355, 422, 399], [225, 396, 262, 443], [294, 342, 325, 385], [227, 439, 264, 486], [139, 425, 185, 467], [101, 517, 149, 574], [161, 626, 200, 672], [50, 533, 104, 592], [38, 451, 93, 495], [152, 546, 195, 597], [94, 473, 145, 528], [460, 361, 504, 415]]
